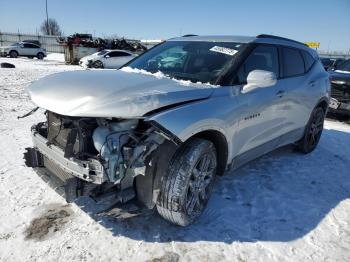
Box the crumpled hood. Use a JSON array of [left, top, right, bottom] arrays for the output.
[[27, 70, 214, 118], [80, 54, 98, 61]]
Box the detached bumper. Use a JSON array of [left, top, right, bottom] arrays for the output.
[[29, 130, 106, 184]]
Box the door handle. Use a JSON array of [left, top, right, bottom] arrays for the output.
[[276, 90, 285, 98]]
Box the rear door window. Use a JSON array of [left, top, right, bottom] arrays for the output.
[[237, 45, 279, 84], [281, 47, 305, 77]]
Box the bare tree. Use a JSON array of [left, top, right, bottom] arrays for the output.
[[40, 18, 62, 36]]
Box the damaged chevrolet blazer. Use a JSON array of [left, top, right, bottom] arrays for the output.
[[24, 35, 330, 226]]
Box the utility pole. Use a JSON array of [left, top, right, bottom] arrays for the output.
[[45, 0, 49, 35]]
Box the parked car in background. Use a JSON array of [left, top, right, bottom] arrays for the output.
[[79, 49, 137, 69], [320, 57, 345, 71], [0, 42, 46, 59], [328, 59, 350, 117], [25, 34, 329, 226]]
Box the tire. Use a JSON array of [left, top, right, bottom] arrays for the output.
[[156, 138, 217, 226], [92, 60, 104, 68], [37, 53, 44, 60], [297, 107, 325, 153], [9, 51, 18, 58], [0, 62, 15, 68]]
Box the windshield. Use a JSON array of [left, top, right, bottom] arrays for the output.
[[125, 41, 244, 84], [336, 59, 350, 72]]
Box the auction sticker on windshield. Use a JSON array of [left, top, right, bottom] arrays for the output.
[[210, 46, 238, 56]]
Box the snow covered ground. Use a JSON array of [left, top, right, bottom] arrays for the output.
[[0, 56, 349, 262]]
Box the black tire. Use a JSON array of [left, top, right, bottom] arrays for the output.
[[92, 60, 104, 68], [9, 51, 18, 58], [157, 138, 217, 226], [1, 62, 15, 68], [297, 107, 325, 153], [37, 53, 44, 60]]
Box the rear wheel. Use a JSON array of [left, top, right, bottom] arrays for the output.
[[92, 60, 104, 68], [297, 107, 325, 153], [37, 53, 44, 60], [156, 138, 217, 226], [9, 51, 18, 58]]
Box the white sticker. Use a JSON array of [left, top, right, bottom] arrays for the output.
[[210, 46, 238, 56]]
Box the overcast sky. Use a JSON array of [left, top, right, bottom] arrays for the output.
[[0, 0, 349, 52]]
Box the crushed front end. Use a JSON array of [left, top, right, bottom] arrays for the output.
[[25, 111, 171, 202]]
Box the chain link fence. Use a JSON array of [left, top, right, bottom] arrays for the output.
[[0, 32, 63, 53]]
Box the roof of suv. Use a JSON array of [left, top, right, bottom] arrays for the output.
[[169, 34, 316, 56]]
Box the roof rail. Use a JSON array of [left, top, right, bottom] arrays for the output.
[[256, 34, 307, 46], [182, 34, 198, 37]]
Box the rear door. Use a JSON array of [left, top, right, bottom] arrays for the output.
[[233, 44, 291, 157], [276, 47, 315, 145]]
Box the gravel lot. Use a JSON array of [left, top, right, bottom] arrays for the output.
[[0, 55, 349, 262]]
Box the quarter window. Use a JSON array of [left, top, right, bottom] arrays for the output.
[[281, 47, 304, 77], [237, 45, 279, 84]]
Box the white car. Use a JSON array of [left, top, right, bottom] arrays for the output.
[[79, 49, 137, 69], [0, 42, 47, 59]]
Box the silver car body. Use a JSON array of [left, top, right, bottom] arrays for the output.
[[0, 42, 46, 57], [26, 35, 330, 186], [79, 49, 137, 69]]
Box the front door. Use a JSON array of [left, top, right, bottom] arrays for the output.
[[232, 44, 290, 159]]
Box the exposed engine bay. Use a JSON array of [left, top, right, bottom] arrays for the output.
[[25, 111, 177, 202]]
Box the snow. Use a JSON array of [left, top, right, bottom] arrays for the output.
[[120, 66, 218, 87], [0, 56, 350, 261], [45, 53, 65, 63]]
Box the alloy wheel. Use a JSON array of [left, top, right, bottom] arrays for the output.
[[185, 152, 216, 218]]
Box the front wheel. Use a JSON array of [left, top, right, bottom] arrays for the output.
[[157, 138, 217, 226], [297, 107, 325, 153], [9, 51, 18, 58], [92, 60, 104, 69]]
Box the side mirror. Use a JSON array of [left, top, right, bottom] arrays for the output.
[[242, 70, 277, 93], [104, 55, 110, 58]]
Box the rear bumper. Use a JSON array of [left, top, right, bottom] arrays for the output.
[[31, 130, 106, 184]]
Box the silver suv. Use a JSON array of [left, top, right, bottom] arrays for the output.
[[25, 34, 330, 226], [0, 42, 47, 59]]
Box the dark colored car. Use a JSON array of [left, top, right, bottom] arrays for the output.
[[320, 57, 345, 71], [328, 59, 350, 117]]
